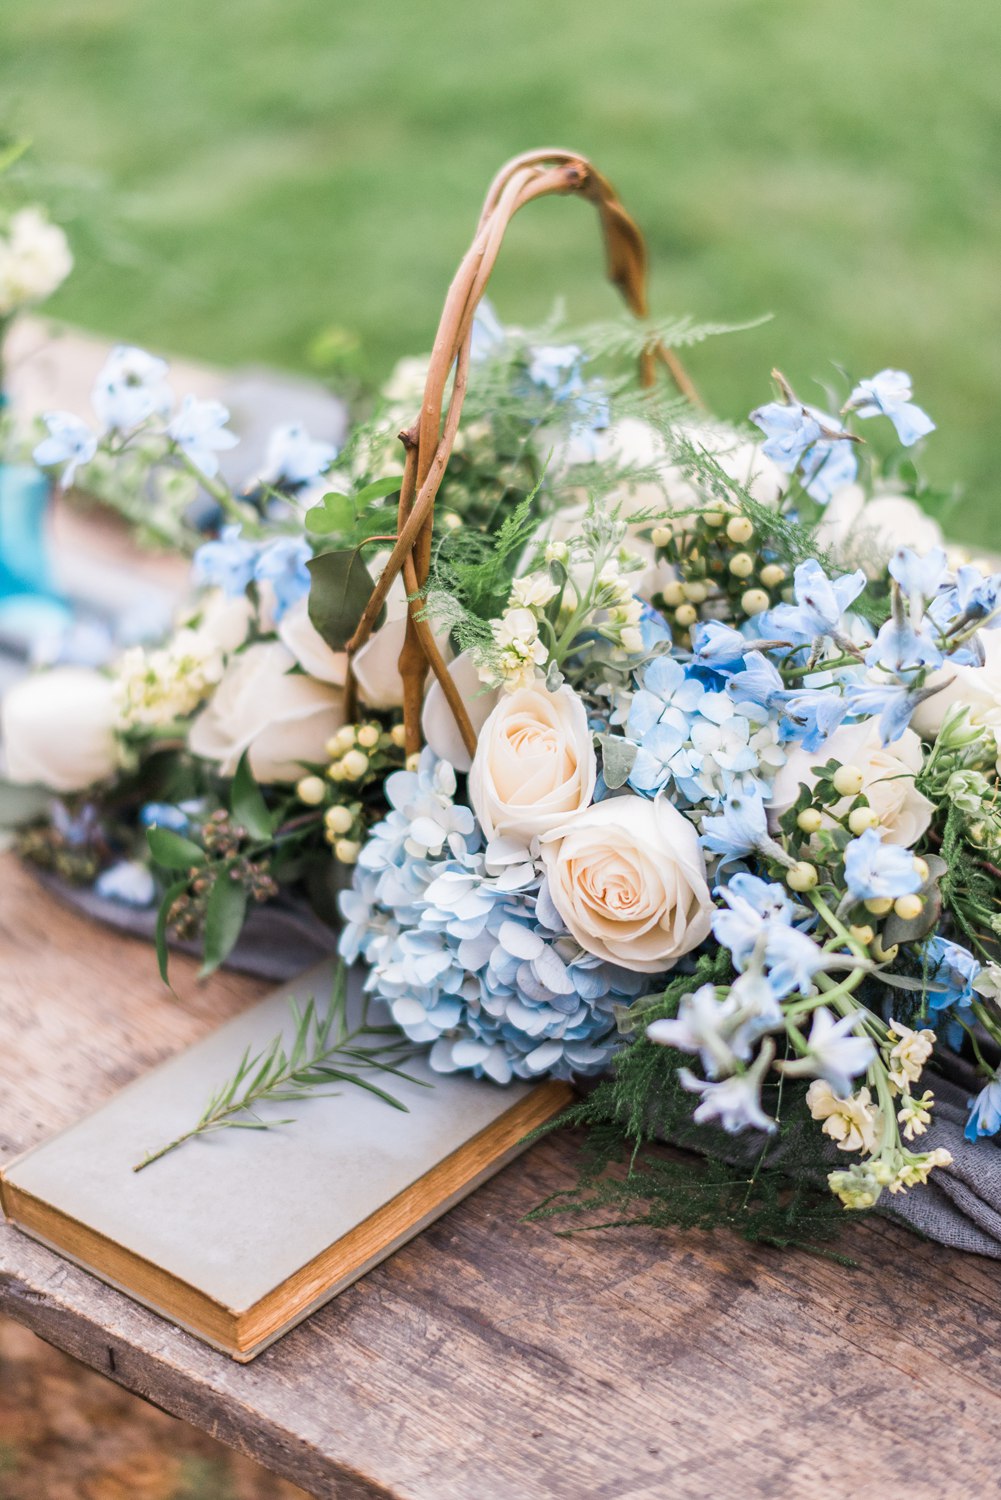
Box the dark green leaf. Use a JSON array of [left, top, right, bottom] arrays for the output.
[[230, 750, 275, 840], [147, 826, 206, 870], [355, 476, 402, 503], [199, 874, 248, 978], [305, 491, 355, 536], [306, 549, 379, 651], [154, 878, 188, 988]]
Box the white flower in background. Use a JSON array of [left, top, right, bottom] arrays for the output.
[[277, 596, 347, 686], [167, 395, 238, 478], [510, 572, 559, 610], [91, 345, 174, 432], [184, 590, 255, 655], [486, 607, 547, 690], [469, 682, 597, 843], [886, 1019, 937, 1093], [910, 625, 1001, 746], [767, 718, 933, 847], [188, 640, 345, 783], [814, 485, 944, 578], [113, 626, 228, 729], [33, 412, 98, 487], [0, 207, 72, 315], [806, 1080, 882, 1154], [2, 666, 118, 791], [540, 793, 713, 972], [262, 422, 338, 487]]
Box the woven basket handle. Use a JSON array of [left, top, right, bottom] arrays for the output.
[[345, 149, 698, 755]]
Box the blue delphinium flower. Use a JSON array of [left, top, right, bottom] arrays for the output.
[[843, 827, 922, 902], [865, 614, 943, 676], [700, 786, 771, 861], [167, 395, 239, 478], [841, 679, 923, 746], [713, 874, 823, 998], [527, 343, 586, 400], [765, 559, 867, 644], [965, 1078, 1001, 1142], [845, 370, 935, 447], [921, 936, 980, 1015], [33, 412, 98, 487], [888, 546, 949, 605], [749, 400, 858, 504], [192, 525, 258, 596], [262, 423, 337, 488], [253, 536, 312, 620], [337, 751, 655, 1083], [91, 345, 173, 432]]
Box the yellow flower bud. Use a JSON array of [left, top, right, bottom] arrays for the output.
[[726, 515, 754, 545], [797, 808, 824, 833], [703, 510, 726, 528], [849, 923, 874, 946], [832, 764, 864, 797], [651, 525, 673, 549], [334, 838, 361, 865], [759, 563, 786, 589], [356, 723, 380, 749], [871, 936, 899, 964], [741, 588, 770, 616], [390, 723, 407, 748], [848, 806, 880, 835], [912, 856, 929, 882], [864, 896, 893, 916], [406, 752, 421, 771], [295, 775, 327, 807], [674, 603, 698, 628], [787, 861, 818, 892], [326, 762, 347, 783], [893, 894, 924, 921], [683, 580, 709, 604], [661, 580, 686, 608]]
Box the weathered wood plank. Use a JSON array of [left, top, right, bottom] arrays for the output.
[[4, 849, 1001, 1499]]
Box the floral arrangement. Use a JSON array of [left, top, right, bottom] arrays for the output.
[[4, 152, 1001, 1239]]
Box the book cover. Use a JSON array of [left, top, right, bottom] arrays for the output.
[[0, 961, 572, 1360]]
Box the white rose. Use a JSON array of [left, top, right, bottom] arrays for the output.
[[910, 627, 1001, 746], [191, 591, 255, 655], [815, 486, 944, 579], [421, 649, 500, 773], [540, 794, 712, 972], [277, 596, 347, 686], [2, 667, 118, 792], [767, 719, 933, 847], [188, 641, 345, 783], [469, 682, 596, 843]]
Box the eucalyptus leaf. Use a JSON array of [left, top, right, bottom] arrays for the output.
[[147, 826, 205, 870], [307, 549, 381, 652], [230, 750, 275, 840], [199, 873, 248, 978], [599, 734, 639, 790]]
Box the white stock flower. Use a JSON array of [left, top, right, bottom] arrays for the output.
[[540, 793, 713, 972], [767, 718, 933, 847], [815, 485, 944, 579], [510, 572, 559, 609], [469, 682, 596, 843], [0, 207, 72, 314], [806, 1080, 882, 1154], [2, 667, 118, 792], [114, 626, 227, 730], [188, 640, 345, 783], [886, 1020, 936, 1093], [487, 607, 547, 690]]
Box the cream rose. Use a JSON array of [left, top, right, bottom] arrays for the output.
[[468, 682, 596, 843], [910, 627, 1001, 747], [188, 640, 345, 783], [815, 485, 944, 579], [2, 666, 118, 792], [540, 794, 712, 972], [277, 596, 347, 686], [767, 719, 933, 847]]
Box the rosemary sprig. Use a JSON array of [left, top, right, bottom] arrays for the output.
[[133, 966, 426, 1171]]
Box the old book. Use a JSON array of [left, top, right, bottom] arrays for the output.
[[0, 962, 572, 1361]]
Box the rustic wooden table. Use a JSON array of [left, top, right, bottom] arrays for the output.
[[3, 854, 1001, 1499]]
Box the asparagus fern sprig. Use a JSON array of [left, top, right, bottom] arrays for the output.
[[133, 966, 426, 1171]]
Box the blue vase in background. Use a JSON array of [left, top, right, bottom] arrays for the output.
[[0, 461, 71, 639]]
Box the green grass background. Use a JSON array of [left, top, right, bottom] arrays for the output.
[[1, 0, 998, 542]]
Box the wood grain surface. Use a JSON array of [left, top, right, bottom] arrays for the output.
[[4, 853, 1001, 1498]]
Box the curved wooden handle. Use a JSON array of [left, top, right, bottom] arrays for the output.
[[345, 150, 695, 755]]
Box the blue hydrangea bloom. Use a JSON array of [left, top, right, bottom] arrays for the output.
[[337, 751, 654, 1084]]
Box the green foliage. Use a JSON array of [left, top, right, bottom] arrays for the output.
[[146, 826, 205, 871], [230, 749, 276, 841], [528, 948, 863, 1256], [307, 548, 379, 651], [938, 798, 1001, 964], [428, 486, 545, 634], [199, 873, 248, 977], [133, 966, 424, 1171]]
